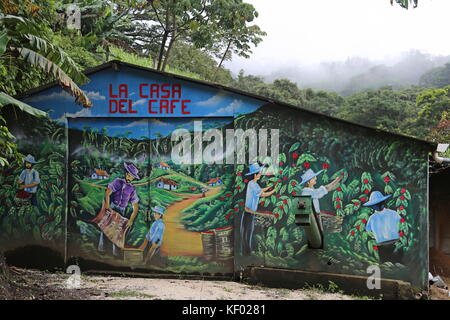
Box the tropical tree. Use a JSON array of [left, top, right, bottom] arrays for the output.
[[178, 0, 265, 71], [0, 13, 92, 107], [413, 85, 450, 146], [0, 1, 93, 166], [55, 0, 136, 61], [419, 63, 450, 88], [391, 0, 418, 9], [121, 0, 264, 72]]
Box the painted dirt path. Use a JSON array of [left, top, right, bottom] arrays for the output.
[[160, 187, 222, 257]]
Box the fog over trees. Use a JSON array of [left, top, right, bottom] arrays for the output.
[[256, 50, 450, 95]]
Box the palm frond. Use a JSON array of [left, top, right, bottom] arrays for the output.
[[0, 31, 9, 56], [0, 92, 46, 116], [19, 48, 92, 107], [1, 14, 93, 108], [23, 34, 89, 85]]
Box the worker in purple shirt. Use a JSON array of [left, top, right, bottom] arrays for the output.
[[98, 163, 140, 256]]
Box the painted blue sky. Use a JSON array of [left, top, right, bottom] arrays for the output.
[[22, 66, 264, 124], [68, 117, 233, 140]]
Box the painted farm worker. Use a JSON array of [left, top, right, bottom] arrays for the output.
[[241, 162, 277, 256], [363, 191, 402, 263], [201, 187, 208, 198], [144, 206, 165, 265], [98, 162, 140, 256], [300, 169, 342, 230], [16, 154, 40, 207]]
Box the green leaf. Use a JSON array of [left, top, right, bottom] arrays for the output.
[[0, 30, 9, 56], [289, 142, 300, 153], [271, 195, 276, 204], [287, 213, 295, 225], [18, 46, 92, 107], [404, 191, 411, 200], [0, 92, 46, 116]]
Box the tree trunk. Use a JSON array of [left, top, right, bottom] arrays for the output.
[[157, 31, 169, 71], [161, 32, 176, 72], [156, 5, 171, 71], [218, 39, 232, 69], [161, 5, 177, 72]]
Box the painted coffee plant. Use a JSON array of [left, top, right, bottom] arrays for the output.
[[232, 105, 428, 288]]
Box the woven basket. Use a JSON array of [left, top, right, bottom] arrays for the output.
[[255, 215, 273, 228], [14, 197, 31, 207], [320, 213, 344, 233], [201, 231, 216, 261]]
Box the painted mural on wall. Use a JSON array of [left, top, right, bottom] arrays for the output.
[[66, 117, 237, 273], [0, 63, 430, 290], [232, 104, 429, 289], [0, 107, 66, 253]]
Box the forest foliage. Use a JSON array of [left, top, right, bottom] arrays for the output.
[[0, 0, 448, 161]]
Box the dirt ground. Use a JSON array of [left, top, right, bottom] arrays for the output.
[[81, 275, 367, 300], [0, 267, 370, 300], [2, 266, 449, 300]]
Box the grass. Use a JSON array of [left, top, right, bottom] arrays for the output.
[[302, 281, 377, 300], [110, 290, 156, 299], [108, 46, 202, 80], [274, 288, 291, 297], [150, 188, 183, 207]]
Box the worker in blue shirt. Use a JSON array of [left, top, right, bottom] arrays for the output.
[[16, 154, 40, 207], [300, 168, 342, 231], [364, 191, 402, 263], [145, 206, 165, 264], [241, 162, 277, 256]]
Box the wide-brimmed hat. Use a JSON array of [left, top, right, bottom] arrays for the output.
[[124, 163, 140, 179], [363, 191, 392, 207], [245, 163, 265, 176], [23, 154, 37, 164], [151, 206, 165, 215], [300, 169, 323, 185]]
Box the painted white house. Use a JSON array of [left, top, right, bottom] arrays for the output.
[[206, 177, 223, 186], [91, 169, 109, 180], [156, 177, 178, 190], [156, 161, 170, 170]]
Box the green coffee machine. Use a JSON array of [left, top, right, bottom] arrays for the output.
[[292, 195, 323, 249]]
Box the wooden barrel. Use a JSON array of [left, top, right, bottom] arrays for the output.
[[201, 231, 216, 261], [213, 226, 233, 262]]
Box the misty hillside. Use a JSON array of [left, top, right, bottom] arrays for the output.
[[262, 51, 450, 95]]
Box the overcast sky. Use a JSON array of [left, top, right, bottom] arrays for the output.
[[224, 0, 450, 75]]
